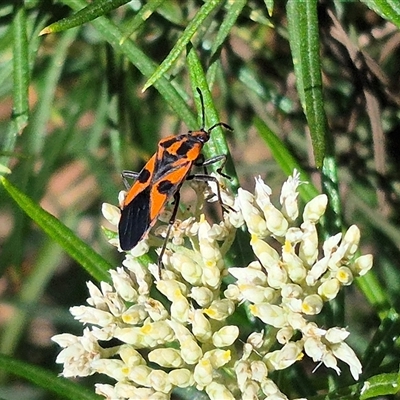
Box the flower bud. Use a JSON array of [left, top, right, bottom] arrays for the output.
[[168, 368, 194, 388], [193, 358, 213, 388], [302, 294, 323, 315], [204, 299, 235, 320], [303, 194, 327, 223], [353, 254, 373, 276], [206, 382, 235, 400], [212, 326, 239, 347], [148, 348, 184, 368], [190, 286, 214, 307], [318, 278, 340, 301]]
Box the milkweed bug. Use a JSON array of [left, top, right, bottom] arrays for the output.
[[118, 88, 232, 265]]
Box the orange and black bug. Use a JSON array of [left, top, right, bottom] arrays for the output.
[[118, 88, 232, 263]]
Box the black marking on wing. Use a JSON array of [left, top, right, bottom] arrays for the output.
[[118, 186, 151, 250], [138, 168, 151, 183], [176, 140, 192, 156], [160, 137, 177, 149], [153, 158, 191, 183], [157, 179, 174, 194]]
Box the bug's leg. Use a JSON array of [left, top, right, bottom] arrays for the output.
[[121, 170, 139, 190], [187, 173, 235, 213], [201, 154, 231, 180], [194, 153, 207, 174], [190, 154, 234, 212], [158, 191, 181, 273]]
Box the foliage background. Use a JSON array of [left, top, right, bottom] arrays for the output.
[[1, 0, 400, 399]]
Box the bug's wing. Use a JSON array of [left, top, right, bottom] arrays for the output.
[[118, 186, 152, 250], [119, 155, 157, 250], [119, 172, 184, 251], [148, 162, 193, 221], [122, 155, 156, 206]]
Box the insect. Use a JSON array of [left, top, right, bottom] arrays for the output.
[[118, 88, 232, 264]]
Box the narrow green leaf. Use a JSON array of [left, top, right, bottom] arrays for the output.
[[253, 116, 319, 202], [1, 177, 111, 282], [286, 0, 327, 168], [321, 156, 342, 233], [238, 66, 294, 113], [0, 165, 11, 174], [156, 2, 184, 26], [39, 0, 131, 35], [187, 47, 239, 190], [143, 0, 224, 91], [209, 0, 246, 58], [1, 2, 30, 170], [360, 372, 400, 399], [187, 50, 229, 157], [63, 0, 197, 128], [310, 373, 400, 399], [362, 309, 400, 376], [1, 4, 47, 168], [200, 0, 246, 99], [28, 28, 79, 156], [120, 0, 167, 43], [361, 0, 400, 28], [187, 48, 244, 267], [264, 0, 274, 16], [0, 353, 101, 400], [287, 2, 340, 233], [12, 2, 29, 133], [356, 272, 388, 321]]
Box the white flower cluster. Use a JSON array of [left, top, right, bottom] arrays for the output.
[[52, 171, 372, 400]]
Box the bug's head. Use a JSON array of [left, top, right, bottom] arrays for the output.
[[188, 128, 211, 143]]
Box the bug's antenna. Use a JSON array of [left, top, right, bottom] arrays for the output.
[[196, 87, 206, 129]]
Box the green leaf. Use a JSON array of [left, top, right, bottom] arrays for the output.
[[206, 0, 246, 86], [28, 28, 79, 156], [62, 0, 197, 129], [253, 116, 319, 202], [187, 47, 239, 190], [361, 0, 400, 28], [362, 309, 400, 375], [360, 372, 400, 399], [1, 3, 29, 170], [1, 177, 112, 282], [39, 0, 131, 35], [0, 353, 101, 400], [321, 156, 342, 233], [187, 50, 229, 157], [209, 0, 246, 58], [310, 372, 400, 399], [12, 2, 29, 133], [1, 3, 46, 169], [120, 0, 167, 43], [264, 0, 274, 16], [286, 0, 327, 168], [143, 0, 224, 91]]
